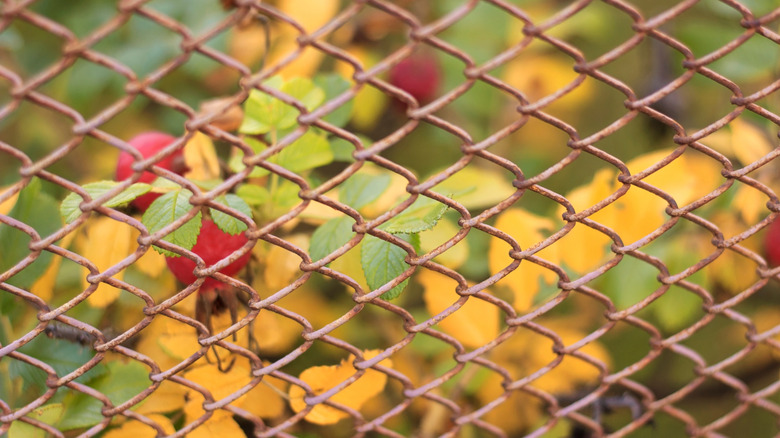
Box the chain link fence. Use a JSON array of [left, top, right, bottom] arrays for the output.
[[2, 0, 780, 436]]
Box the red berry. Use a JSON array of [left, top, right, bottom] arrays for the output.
[[116, 132, 187, 211], [388, 53, 441, 106], [165, 218, 251, 293], [765, 218, 780, 266]]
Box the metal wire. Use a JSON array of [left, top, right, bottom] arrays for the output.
[[2, 0, 780, 437]]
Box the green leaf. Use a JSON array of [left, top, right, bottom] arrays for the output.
[[310, 216, 355, 261], [149, 177, 182, 192], [339, 173, 391, 210], [234, 133, 333, 177], [59, 361, 151, 430], [239, 76, 286, 134], [282, 77, 326, 114], [314, 73, 353, 127], [239, 76, 326, 134], [329, 137, 355, 162], [275, 130, 333, 173], [9, 331, 107, 394], [0, 178, 61, 289], [60, 181, 152, 223], [8, 403, 63, 438], [141, 189, 203, 257], [235, 184, 270, 206], [210, 194, 252, 235], [361, 233, 416, 300], [382, 196, 448, 234]]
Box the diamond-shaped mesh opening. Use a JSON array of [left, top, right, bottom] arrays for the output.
[[4, 1, 780, 436]]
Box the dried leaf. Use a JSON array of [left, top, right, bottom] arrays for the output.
[[489, 209, 559, 311], [419, 269, 500, 348], [103, 414, 175, 438], [288, 350, 392, 425], [184, 132, 220, 181], [78, 217, 135, 308]]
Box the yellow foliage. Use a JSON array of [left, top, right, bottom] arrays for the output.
[[78, 216, 135, 308], [555, 149, 724, 272], [136, 380, 187, 416], [705, 118, 774, 167], [476, 373, 544, 434], [184, 132, 221, 182], [30, 232, 76, 302], [479, 321, 610, 432], [288, 349, 392, 425], [152, 317, 204, 363], [183, 409, 246, 438], [556, 169, 614, 273], [502, 53, 593, 110], [0, 186, 19, 215], [132, 247, 168, 279], [471, 306, 610, 433], [419, 219, 469, 269], [228, 22, 268, 68], [335, 45, 387, 131], [489, 209, 559, 311], [183, 358, 287, 421], [703, 212, 762, 294], [102, 414, 175, 438], [419, 269, 500, 348], [263, 234, 309, 291]]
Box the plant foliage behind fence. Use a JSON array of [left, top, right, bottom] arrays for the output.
[[2, 0, 780, 437]]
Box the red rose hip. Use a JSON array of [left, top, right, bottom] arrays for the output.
[[765, 218, 780, 266], [165, 218, 251, 293], [388, 52, 441, 106], [116, 132, 187, 211]]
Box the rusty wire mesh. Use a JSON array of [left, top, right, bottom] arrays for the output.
[[2, 0, 780, 436]]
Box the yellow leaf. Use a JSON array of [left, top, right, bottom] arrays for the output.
[[136, 380, 187, 416], [502, 53, 593, 110], [705, 118, 773, 166], [228, 22, 268, 68], [733, 183, 767, 225], [30, 232, 76, 302], [239, 373, 288, 419], [103, 414, 175, 438], [335, 45, 387, 131], [490, 320, 610, 395], [132, 247, 167, 279], [184, 359, 254, 403], [78, 217, 135, 308], [261, 0, 340, 80], [476, 373, 544, 434], [556, 169, 614, 273], [251, 307, 303, 356], [183, 407, 245, 438], [156, 317, 206, 361], [419, 219, 469, 269], [288, 350, 392, 425], [0, 186, 19, 215], [433, 165, 516, 210], [263, 234, 309, 291], [133, 318, 183, 371], [704, 212, 761, 294], [489, 209, 559, 311], [184, 132, 221, 182], [731, 118, 774, 166], [278, 0, 340, 33], [419, 269, 500, 348]]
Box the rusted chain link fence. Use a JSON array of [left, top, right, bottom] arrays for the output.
[[2, 0, 780, 436]]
